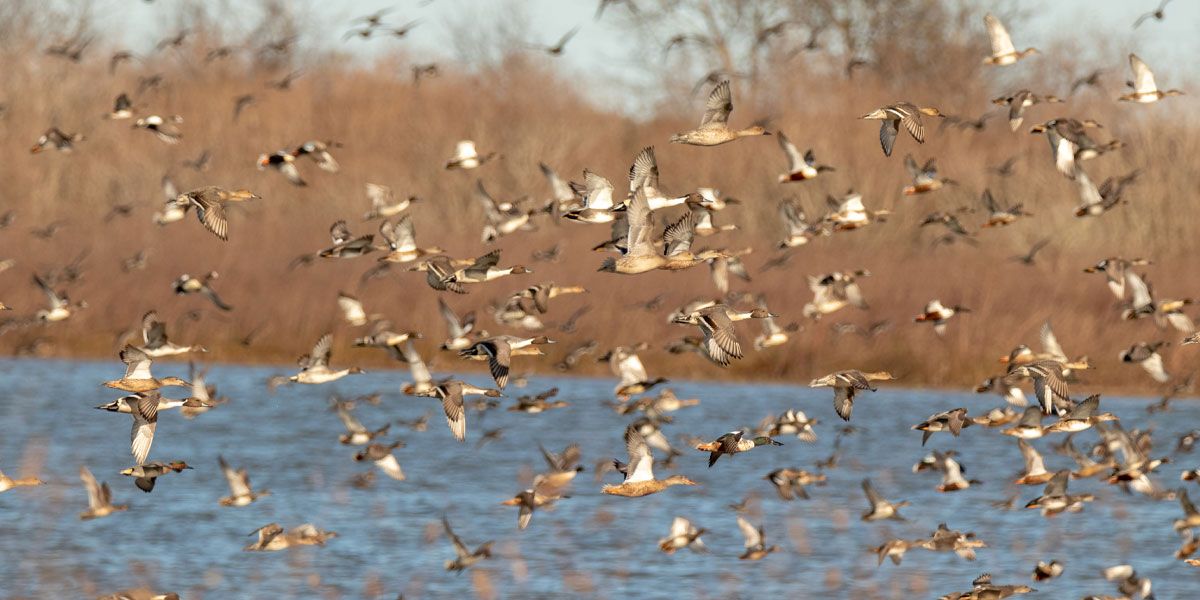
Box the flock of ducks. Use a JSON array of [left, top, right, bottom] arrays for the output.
[[0, 3, 1197, 599]]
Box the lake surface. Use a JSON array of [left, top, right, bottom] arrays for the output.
[[0, 357, 1196, 599]]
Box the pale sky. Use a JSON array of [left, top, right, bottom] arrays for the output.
[[95, 0, 1198, 110]]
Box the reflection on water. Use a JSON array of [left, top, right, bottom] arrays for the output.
[[0, 358, 1195, 598]]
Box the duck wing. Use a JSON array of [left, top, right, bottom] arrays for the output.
[[699, 80, 732, 127], [984, 14, 1016, 57]]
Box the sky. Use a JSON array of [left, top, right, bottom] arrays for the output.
[[95, 0, 1198, 110]]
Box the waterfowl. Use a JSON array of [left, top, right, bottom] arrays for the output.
[[437, 298, 481, 351], [1033, 560, 1064, 581], [1176, 489, 1200, 532], [33, 274, 84, 322], [1119, 53, 1183, 103], [180, 362, 225, 419], [873, 538, 917, 565], [120, 461, 190, 493], [355, 441, 406, 481], [671, 304, 773, 366], [476, 180, 536, 243], [753, 295, 798, 350], [445, 140, 496, 170], [257, 150, 305, 185], [500, 485, 563, 531], [458, 335, 554, 388], [172, 271, 232, 311], [736, 516, 779, 560], [758, 409, 817, 443], [822, 191, 889, 231], [245, 523, 337, 551], [1119, 269, 1158, 321], [289, 334, 365, 384], [913, 408, 973, 445], [976, 376, 1029, 408], [914, 300, 969, 336], [104, 346, 192, 392], [860, 102, 944, 156], [1134, 0, 1174, 28], [293, 139, 340, 172], [97, 391, 207, 464], [992, 90, 1061, 131], [0, 467, 43, 492], [983, 13, 1038, 65], [903, 155, 955, 195], [1014, 439, 1055, 485], [687, 202, 736, 238], [598, 190, 670, 274], [694, 431, 782, 467], [319, 220, 375, 259], [705, 249, 753, 294], [604, 346, 668, 399], [602, 425, 696, 497], [1102, 565, 1154, 600], [1005, 360, 1070, 415], [920, 211, 974, 242], [765, 467, 823, 500], [335, 402, 391, 445], [803, 270, 870, 319], [79, 466, 128, 520], [1002, 407, 1046, 439], [152, 176, 188, 226], [213, 456, 269, 507], [1028, 118, 1119, 179], [442, 516, 493, 571], [412, 380, 502, 442], [30, 127, 84, 153], [1025, 470, 1094, 516], [447, 249, 530, 286], [670, 80, 769, 146], [138, 311, 205, 356], [1083, 257, 1152, 299], [510, 387, 569, 413], [861, 478, 909, 521], [922, 451, 981, 492], [397, 340, 436, 396], [105, 93, 134, 120], [133, 114, 182, 144], [1118, 342, 1171, 384], [942, 573, 1036, 599], [1075, 168, 1140, 217], [980, 189, 1030, 227], [563, 170, 618, 224], [172, 186, 259, 241], [658, 517, 707, 554], [776, 132, 833, 182], [360, 183, 416, 220], [1156, 299, 1195, 333], [377, 215, 443, 263], [917, 523, 988, 561], [353, 320, 419, 355], [534, 442, 583, 491], [626, 146, 690, 210], [810, 369, 894, 421], [778, 198, 823, 248]]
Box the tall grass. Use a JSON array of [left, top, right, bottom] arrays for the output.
[[0, 0, 1196, 396]]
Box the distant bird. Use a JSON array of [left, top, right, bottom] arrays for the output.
[[658, 517, 707, 554], [810, 370, 894, 420], [982, 13, 1038, 65], [862, 478, 908, 521], [319, 220, 375, 259], [120, 461, 190, 493], [776, 132, 834, 182], [671, 304, 773, 366], [172, 186, 258, 241], [1033, 559, 1064, 581], [412, 63, 439, 85], [133, 114, 183, 144], [105, 93, 134, 120], [445, 140, 496, 170], [1134, 0, 1173, 28], [1075, 168, 1140, 217], [218, 456, 269, 506], [992, 89, 1061, 131], [1120, 341, 1171, 383], [902, 155, 955, 195], [735, 516, 779, 560], [412, 380, 502, 442], [914, 300, 969, 336], [859, 102, 944, 156], [1028, 118, 1119, 179], [529, 26, 580, 56], [1070, 69, 1105, 94], [173, 271, 232, 311], [1119, 53, 1184, 103], [601, 425, 696, 497], [79, 466, 128, 520], [670, 81, 770, 146], [30, 127, 84, 153], [442, 516, 492, 571], [289, 334, 364, 385], [1025, 470, 1094, 516], [355, 442, 406, 481], [694, 430, 782, 467]]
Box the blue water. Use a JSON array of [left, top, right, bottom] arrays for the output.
[[0, 357, 1196, 599]]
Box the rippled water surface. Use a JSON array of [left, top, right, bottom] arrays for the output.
[[1, 358, 1197, 599]]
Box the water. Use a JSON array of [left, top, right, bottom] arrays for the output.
[[0, 357, 1195, 599]]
